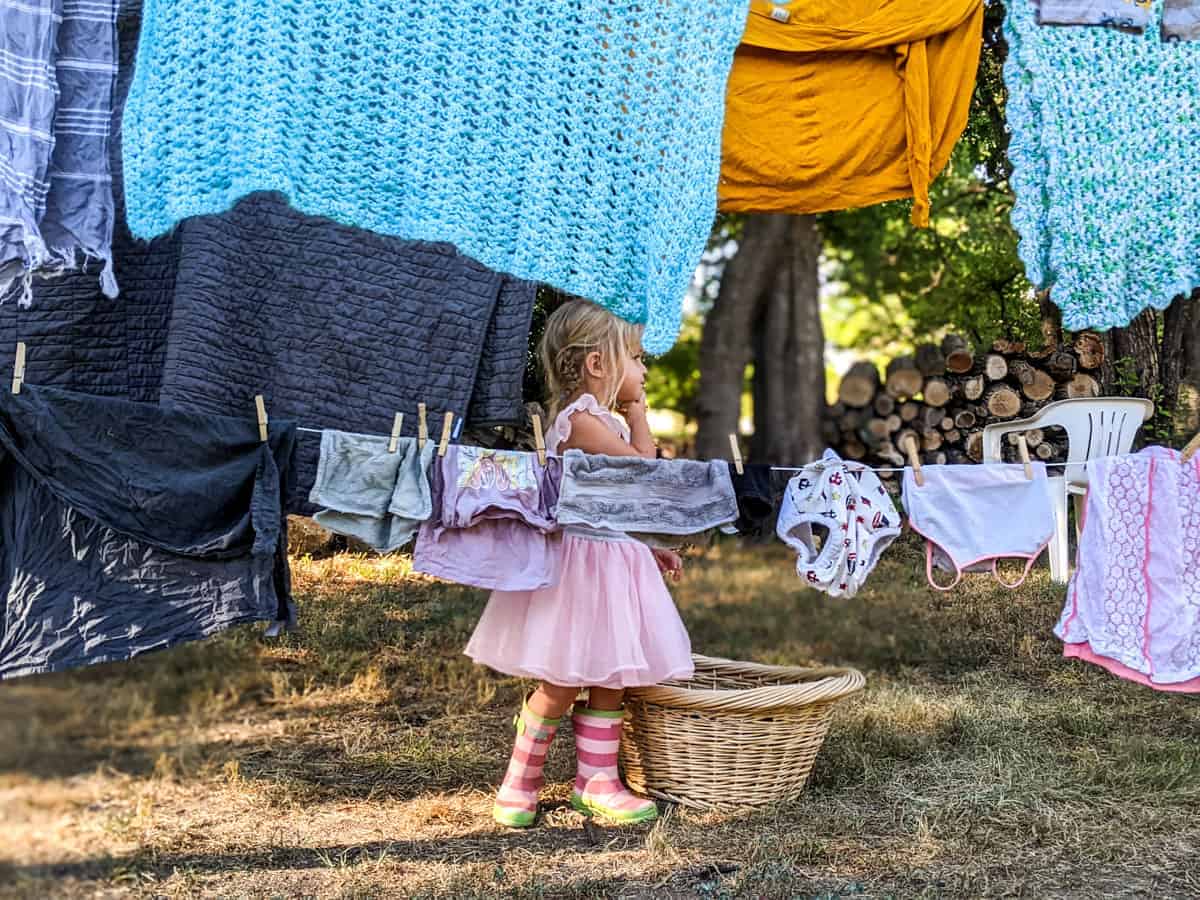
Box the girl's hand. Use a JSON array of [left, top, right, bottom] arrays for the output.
[[652, 548, 683, 582], [618, 392, 648, 423]]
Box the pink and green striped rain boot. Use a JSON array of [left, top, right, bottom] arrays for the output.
[[570, 704, 658, 824], [492, 698, 561, 828]]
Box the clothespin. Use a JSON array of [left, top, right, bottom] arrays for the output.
[[254, 394, 269, 443], [10, 341, 25, 395], [1017, 434, 1034, 480], [531, 413, 547, 466], [417, 402, 428, 450], [729, 433, 744, 475], [1183, 431, 1200, 463], [388, 413, 404, 453], [437, 411, 454, 457], [904, 434, 924, 487]]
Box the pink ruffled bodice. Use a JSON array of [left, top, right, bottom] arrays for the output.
[[546, 394, 630, 455]]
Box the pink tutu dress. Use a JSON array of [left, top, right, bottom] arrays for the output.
[[464, 395, 694, 688]]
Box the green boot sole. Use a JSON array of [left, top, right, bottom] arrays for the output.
[[570, 791, 658, 824], [493, 804, 537, 828]]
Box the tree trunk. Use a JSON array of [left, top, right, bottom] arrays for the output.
[[750, 215, 824, 463], [1184, 293, 1200, 434], [695, 214, 824, 465], [1109, 309, 1160, 400], [694, 215, 792, 460]]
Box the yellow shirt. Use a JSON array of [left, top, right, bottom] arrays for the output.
[[719, 0, 984, 227]]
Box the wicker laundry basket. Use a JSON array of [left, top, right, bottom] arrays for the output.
[[619, 654, 865, 810]]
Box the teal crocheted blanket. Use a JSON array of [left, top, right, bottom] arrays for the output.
[[121, 0, 748, 353], [1004, 0, 1200, 330]]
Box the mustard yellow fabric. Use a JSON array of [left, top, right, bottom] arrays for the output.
[[719, 0, 984, 226]]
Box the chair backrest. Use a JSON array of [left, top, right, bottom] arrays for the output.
[[1026, 398, 1155, 484]]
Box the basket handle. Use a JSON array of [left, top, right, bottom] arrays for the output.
[[629, 655, 866, 714]]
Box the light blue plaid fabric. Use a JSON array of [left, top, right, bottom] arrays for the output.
[[0, 0, 117, 303]]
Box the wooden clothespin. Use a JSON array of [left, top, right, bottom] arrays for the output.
[[388, 413, 404, 453], [531, 413, 547, 466], [1017, 434, 1034, 480], [417, 402, 428, 450], [254, 394, 269, 443], [904, 434, 924, 487], [10, 341, 25, 395], [729, 433, 744, 475], [437, 411, 454, 458], [1182, 431, 1200, 463]]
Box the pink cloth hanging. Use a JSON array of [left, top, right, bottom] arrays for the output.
[[1055, 446, 1200, 692]]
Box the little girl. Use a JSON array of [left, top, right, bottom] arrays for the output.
[[465, 298, 693, 827]]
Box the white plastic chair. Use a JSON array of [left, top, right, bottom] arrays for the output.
[[982, 397, 1154, 583]]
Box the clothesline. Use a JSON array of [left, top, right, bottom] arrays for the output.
[[293, 426, 1072, 472]]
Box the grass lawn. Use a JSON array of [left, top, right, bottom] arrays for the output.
[[2, 531, 1199, 898]]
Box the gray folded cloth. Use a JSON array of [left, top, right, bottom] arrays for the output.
[[309, 431, 435, 552], [1037, 0, 1153, 28], [557, 450, 738, 536], [1163, 0, 1200, 40]]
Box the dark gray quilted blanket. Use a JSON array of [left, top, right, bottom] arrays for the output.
[[0, 2, 536, 513], [0, 385, 295, 680], [158, 192, 534, 512]]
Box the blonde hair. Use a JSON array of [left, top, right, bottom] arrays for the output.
[[540, 299, 644, 422]]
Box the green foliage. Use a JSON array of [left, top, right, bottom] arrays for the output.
[[644, 312, 702, 421]]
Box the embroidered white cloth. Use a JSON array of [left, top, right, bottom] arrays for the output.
[[1055, 447, 1200, 692]]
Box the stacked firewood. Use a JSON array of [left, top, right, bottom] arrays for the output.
[[822, 333, 1106, 475]]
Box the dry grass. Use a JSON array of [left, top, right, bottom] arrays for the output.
[[2, 533, 1200, 898]]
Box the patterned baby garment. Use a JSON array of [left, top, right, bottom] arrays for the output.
[[118, 0, 750, 353], [719, 0, 983, 226], [1004, 0, 1200, 330], [776, 450, 901, 598], [1163, 0, 1200, 39], [0, 0, 118, 301], [1055, 447, 1200, 692], [413, 446, 563, 592], [1038, 0, 1153, 29]]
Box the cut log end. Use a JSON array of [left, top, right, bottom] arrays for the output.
[[985, 385, 1022, 420], [922, 377, 952, 408]]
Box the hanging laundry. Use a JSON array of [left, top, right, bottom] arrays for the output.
[[727, 463, 779, 537], [1038, 0, 1153, 29], [902, 461, 1055, 590], [776, 450, 901, 598], [308, 431, 435, 553], [0, 385, 295, 680], [1055, 448, 1200, 692], [0, 0, 119, 301], [718, 0, 984, 227], [117, 1, 750, 354], [1005, 0, 1200, 331], [556, 450, 738, 536], [0, 1, 537, 516], [413, 446, 562, 592], [1163, 0, 1200, 39], [0, 0, 174, 404], [154, 192, 536, 513]]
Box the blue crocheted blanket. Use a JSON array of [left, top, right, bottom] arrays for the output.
[[120, 0, 749, 353], [1005, 0, 1200, 330]]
